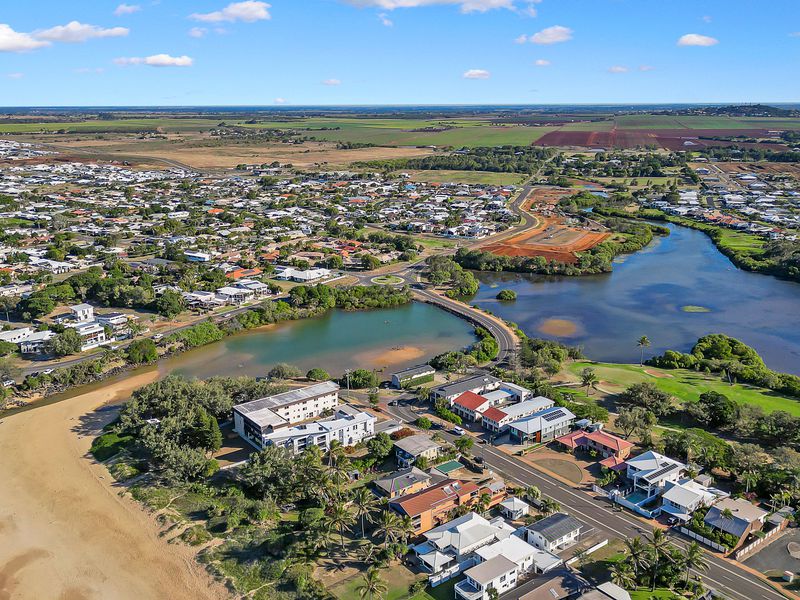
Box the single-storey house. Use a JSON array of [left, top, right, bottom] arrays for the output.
[[525, 513, 584, 554], [703, 498, 768, 548]]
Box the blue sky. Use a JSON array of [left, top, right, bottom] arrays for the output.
[[0, 0, 798, 106]]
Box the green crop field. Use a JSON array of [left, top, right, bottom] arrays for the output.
[[0, 118, 221, 134], [567, 361, 800, 416], [403, 169, 528, 185]]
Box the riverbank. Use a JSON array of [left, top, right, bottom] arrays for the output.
[[0, 371, 231, 600]]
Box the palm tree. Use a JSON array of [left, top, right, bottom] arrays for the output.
[[610, 562, 636, 589], [373, 510, 400, 549], [645, 527, 672, 591], [540, 498, 561, 515], [357, 539, 379, 564], [720, 507, 735, 523], [397, 515, 416, 545], [682, 541, 708, 586], [326, 501, 355, 550], [475, 492, 492, 515], [352, 487, 378, 538], [357, 567, 388, 600], [624, 536, 650, 581], [580, 367, 599, 396], [637, 336, 651, 366]]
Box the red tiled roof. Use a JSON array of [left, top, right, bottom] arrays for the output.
[[599, 455, 628, 471], [390, 479, 480, 517], [453, 391, 489, 411], [481, 407, 508, 423], [556, 429, 633, 453]]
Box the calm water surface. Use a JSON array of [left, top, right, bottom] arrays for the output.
[[472, 223, 800, 374], [162, 301, 477, 379]]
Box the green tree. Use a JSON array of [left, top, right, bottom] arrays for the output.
[[682, 541, 708, 586], [126, 338, 158, 364], [637, 335, 651, 366], [616, 406, 657, 441], [367, 432, 393, 462], [357, 567, 388, 600], [268, 363, 302, 380], [619, 382, 674, 417], [352, 486, 378, 538], [624, 536, 650, 581], [306, 367, 330, 381], [156, 290, 185, 319], [416, 416, 432, 430], [581, 367, 599, 396], [454, 435, 474, 455], [325, 500, 355, 549], [645, 527, 672, 591], [47, 328, 82, 356], [496, 289, 517, 301]]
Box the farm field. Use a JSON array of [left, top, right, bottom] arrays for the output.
[[0, 117, 222, 133], [402, 169, 528, 185], [566, 361, 800, 416]]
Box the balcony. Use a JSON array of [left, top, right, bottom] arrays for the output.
[[454, 579, 483, 600]]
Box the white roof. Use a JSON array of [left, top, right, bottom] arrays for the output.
[[499, 497, 530, 512], [474, 534, 541, 567], [424, 512, 512, 554]]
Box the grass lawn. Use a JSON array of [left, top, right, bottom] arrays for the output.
[[716, 228, 766, 255], [413, 578, 458, 600], [629, 590, 680, 599], [403, 169, 528, 186], [331, 564, 427, 600], [566, 361, 800, 416], [90, 431, 134, 461]]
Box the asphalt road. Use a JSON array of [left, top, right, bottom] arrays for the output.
[[383, 402, 786, 600]]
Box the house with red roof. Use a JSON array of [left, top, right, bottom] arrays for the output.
[[452, 391, 495, 422], [556, 429, 633, 460]]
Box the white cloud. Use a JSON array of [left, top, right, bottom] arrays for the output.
[[514, 34, 528, 44], [7, 72, 24, 79], [677, 33, 719, 46], [463, 68, 490, 79], [534, 58, 550, 66], [530, 25, 572, 44], [0, 24, 50, 52], [35, 21, 129, 43], [274, 97, 287, 104], [189, 27, 208, 37], [114, 4, 141, 16], [342, 0, 515, 13], [191, 1, 271, 23], [639, 64, 655, 71], [323, 78, 342, 85], [608, 65, 628, 73], [378, 13, 394, 26], [115, 54, 194, 67]]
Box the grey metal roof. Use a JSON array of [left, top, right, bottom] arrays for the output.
[[393, 364, 435, 379], [527, 513, 583, 541], [235, 381, 339, 417], [432, 373, 500, 397], [464, 554, 518, 584], [374, 466, 431, 494]]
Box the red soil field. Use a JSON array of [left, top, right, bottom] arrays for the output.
[[481, 214, 610, 264]]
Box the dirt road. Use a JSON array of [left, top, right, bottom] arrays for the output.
[[0, 372, 230, 600]]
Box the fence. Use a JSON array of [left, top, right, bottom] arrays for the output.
[[429, 558, 476, 587], [565, 539, 609, 566], [734, 519, 789, 561], [678, 526, 729, 553]]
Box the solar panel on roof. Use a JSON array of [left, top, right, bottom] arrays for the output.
[[542, 409, 565, 422], [645, 463, 679, 481]]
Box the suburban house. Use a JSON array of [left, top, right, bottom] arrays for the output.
[[274, 266, 331, 282], [18, 329, 56, 355], [259, 405, 375, 453], [556, 429, 634, 460], [452, 391, 497, 422], [417, 512, 515, 564], [625, 451, 686, 499], [390, 364, 435, 389], [498, 497, 531, 520], [455, 555, 519, 600], [475, 534, 562, 575], [72, 321, 107, 351], [394, 434, 444, 467], [233, 381, 340, 448], [577, 582, 632, 600], [480, 397, 557, 434], [525, 513, 584, 553], [432, 373, 501, 403], [703, 498, 768, 548], [96, 312, 133, 340], [660, 478, 729, 523], [389, 479, 482, 534], [506, 406, 575, 444], [373, 466, 432, 499]]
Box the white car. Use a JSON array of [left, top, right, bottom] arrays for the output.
[[1, 379, 14, 388], [453, 426, 466, 436]]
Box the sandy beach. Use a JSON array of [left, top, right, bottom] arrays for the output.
[[0, 372, 230, 600]]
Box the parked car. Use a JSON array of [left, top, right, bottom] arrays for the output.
[[453, 426, 466, 435], [1, 379, 14, 388]]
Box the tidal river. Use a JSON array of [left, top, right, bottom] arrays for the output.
[[471, 222, 800, 375]]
